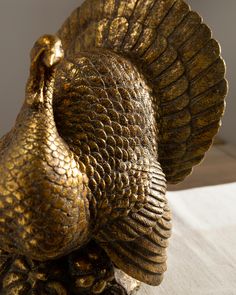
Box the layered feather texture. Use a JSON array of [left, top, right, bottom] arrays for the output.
[[58, 0, 227, 183], [0, 0, 227, 291]]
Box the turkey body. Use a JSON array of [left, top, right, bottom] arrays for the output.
[[54, 50, 161, 228], [0, 47, 169, 285], [0, 0, 227, 290], [53, 50, 170, 285]]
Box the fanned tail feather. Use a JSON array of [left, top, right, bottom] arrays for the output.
[[58, 0, 227, 183]]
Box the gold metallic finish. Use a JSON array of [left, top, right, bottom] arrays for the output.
[[0, 0, 227, 294]]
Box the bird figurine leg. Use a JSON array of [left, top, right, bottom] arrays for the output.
[[67, 241, 140, 294], [0, 248, 69, 294], [67, 241, 115, 294], [0, 243, 140, 294]]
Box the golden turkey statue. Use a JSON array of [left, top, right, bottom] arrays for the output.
[[0, 0, 227, 294]]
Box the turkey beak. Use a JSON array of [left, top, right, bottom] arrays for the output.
[[43, 39, 64, 68]]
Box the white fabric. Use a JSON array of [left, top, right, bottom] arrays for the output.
[[139, 183, 236, 295]]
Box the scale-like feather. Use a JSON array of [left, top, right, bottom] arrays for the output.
[[96, 162, 171, 285]]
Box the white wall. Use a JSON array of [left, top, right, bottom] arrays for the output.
[[0, 0, 81, 136], [0, 0, 235, 144]]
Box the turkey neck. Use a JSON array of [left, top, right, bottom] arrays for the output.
[[22, 62, 59, 135], [0, 51, 90, 261], [25, 56, 56, 108]]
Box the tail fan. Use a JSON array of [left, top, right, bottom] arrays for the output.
[[58, 0, 227, 183]]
